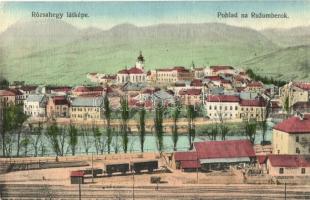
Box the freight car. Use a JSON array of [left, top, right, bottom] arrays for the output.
[[83, 168, 103, 177], [105, 162, 130, 176], [130, 160, 158, 173]]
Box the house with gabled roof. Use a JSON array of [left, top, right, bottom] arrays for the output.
[[273, 114, 310, 155]]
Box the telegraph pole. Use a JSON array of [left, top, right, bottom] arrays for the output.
[[196, 150, 199, 184], [284, 182, 287, 200], [132, 169, 135, 200], [91, 152, 94, 183], [79, 177, 81, 200]]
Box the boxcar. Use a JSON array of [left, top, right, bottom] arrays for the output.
[[83, 168, 103, 177], [105, 163, 130, 176], [131, 160, 158, 173]]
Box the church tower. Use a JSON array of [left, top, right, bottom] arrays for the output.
[[136, 51, 145, 70]]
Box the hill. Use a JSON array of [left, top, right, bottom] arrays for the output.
[[0, 22, 278, 85], [241, 45, 310, 81], [261, 26, 310, 47]]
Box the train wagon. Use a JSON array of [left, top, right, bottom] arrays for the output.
[[83, 168, 103, 177], [130, 160, 158, 173], [105, 162, 130, 176]]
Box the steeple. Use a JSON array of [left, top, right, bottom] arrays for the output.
[[136, 51, 145, 70]]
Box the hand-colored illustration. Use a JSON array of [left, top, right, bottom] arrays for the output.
[[0, 1, 309, 199]]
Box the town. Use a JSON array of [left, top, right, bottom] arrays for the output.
[[0, 52, 309, 198]]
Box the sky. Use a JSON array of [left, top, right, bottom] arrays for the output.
[[0, 1, 309, 33]]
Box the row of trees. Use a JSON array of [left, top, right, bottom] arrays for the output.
[[1, 91, 269, 157], [246, 68, 287, 87]]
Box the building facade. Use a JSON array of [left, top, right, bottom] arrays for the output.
[[70, 96, 104, 121], [46, 96, 70, 118], [24, 94, 47, 118], [205, 95, 240, 120], [273, 114, 310, 155]]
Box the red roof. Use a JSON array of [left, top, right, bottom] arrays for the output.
[[210, 66, 234, 72], [205, 76, 222, 81], [268, 155, 310, 167], [7, 88, 23, 96], [273, 115, 310, 134], [118, 67, 144, 74], [240, 99, 266, 107], [190, 79, 203, 87], [293, 82, 310, 91], [247, 81, 263, 88], [179, 89, 201, 96], [52, 96, 69, 105], [70, 170, 84, 177], [127, 67, 144, 74], [194, 140, 255, 159], [180, 160, 201, 169], [257, 155, 268, 165], [207, 95, 240, 102], [0, 90, 16, 96], [174, 151, 197, 161]]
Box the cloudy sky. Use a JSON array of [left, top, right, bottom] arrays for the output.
[[0, 1, 309, 33]]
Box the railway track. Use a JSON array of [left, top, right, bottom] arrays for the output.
[[1, 184, 310, 199]]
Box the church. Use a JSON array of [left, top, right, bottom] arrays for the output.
[[116, 52, 147, 84]]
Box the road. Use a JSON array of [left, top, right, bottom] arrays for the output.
[[1, 183, 309, 199]]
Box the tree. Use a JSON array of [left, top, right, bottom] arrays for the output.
[[92, 125, 104, 155], [104, 94, 112, 154], [0, 77, 9, 90], [46, 123, 61, 156], [2, 103, 27, 157], [20, 136, 30, 157], [154, 101, 164, 152], [120, 97, 130, 153], [172, 101, 181, 151], [220, 125, 229, 141], [260, 99, 271, 144], [210, 125, 218, 141], [29, 122, 43, 157], [138, 107, 146, 152], [81, 126, 91, 155], [284, 95, 290, 116], [68, 124, 78, 156], [244, 120, 257, 144], [187, 105, 197, 150]]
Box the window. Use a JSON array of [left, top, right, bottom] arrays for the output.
[[296, 148, 300, 154], [301, 168, 306, 174], [279, 168, 284, 174], [296, 136, 299, 143]]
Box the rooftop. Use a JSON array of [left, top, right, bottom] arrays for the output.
[[194, 140, 255, 159], [273, 114, 310, 134], [268, 155, 310, 167], [71, 96, 104, 107]]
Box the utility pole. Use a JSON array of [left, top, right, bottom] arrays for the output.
[[284, 182, 287, 200], [196, 151, 199, 184], [79, 177, 82, 200], [91, 152, 94, 183], [132, 169, 135, 200]]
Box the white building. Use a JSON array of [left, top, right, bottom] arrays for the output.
[[116, 52, 147, 84], [205, 95, 240, 120], [24, 94, 47, 118]]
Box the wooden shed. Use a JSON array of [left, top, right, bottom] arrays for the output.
[[70, 170, 84, 184]]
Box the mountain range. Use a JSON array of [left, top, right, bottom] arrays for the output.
[[0, 20, 309, 85]]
